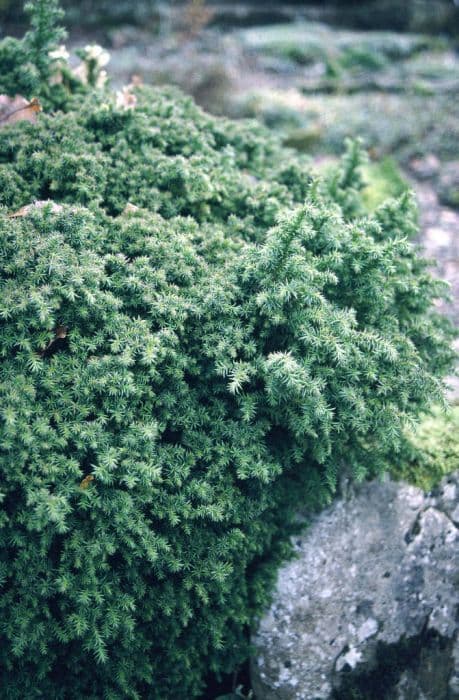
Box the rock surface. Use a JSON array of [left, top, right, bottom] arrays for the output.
[[251, 472, 459, 700], [438, 161, 459, 210]]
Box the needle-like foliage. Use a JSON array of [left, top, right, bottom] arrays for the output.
[[0, 0, 66, 101], [0, 3, 456, 698]]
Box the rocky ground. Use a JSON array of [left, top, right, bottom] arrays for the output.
[[415, 179, 459, 321], [251, 470, 459, 700], [415, 177, 459, 398]]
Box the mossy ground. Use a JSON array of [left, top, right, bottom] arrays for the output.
[[390, 404, 459, 492]]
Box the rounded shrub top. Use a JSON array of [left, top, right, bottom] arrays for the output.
[[0, 47, 456, 700]]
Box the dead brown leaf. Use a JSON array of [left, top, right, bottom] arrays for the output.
[[180, 0, 215, 40], [115, 85, 137, 111], [79, 474, 94, 489], [130, 74, 143, 88], [55, 325, 68, 340], [0, 95, 41, 127], [122, 202, 140, 214], [39, 325, 69, 357]]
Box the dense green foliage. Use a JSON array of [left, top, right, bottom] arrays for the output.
[[0, 0, 66, 101], [0, 2, 456, 698]]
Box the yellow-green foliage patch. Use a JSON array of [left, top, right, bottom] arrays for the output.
[[391, 405, 459, 491], [361, 157, 409, 212]]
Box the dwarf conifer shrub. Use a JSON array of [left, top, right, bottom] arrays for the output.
[[0, 3, 456, 698], [0, 0, 66, 103]]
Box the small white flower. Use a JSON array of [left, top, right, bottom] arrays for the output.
[[48, 44, 69, 62], [116, 86, 137, 110], [72, 62, 89, 85], [96, 70, 108, 89], [84, 44, 110, 68]]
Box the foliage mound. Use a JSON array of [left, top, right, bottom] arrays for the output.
[[0, 2, 456, 698]]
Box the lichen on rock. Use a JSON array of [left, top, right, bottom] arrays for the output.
[[251, 472, 459, 700]]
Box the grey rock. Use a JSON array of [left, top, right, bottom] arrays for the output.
[[438, 161, 459, 209], [409, 154, 441, 181], [251, 472, 459, 700]]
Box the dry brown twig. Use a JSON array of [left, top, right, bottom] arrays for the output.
[[178, 0, 215, 41]]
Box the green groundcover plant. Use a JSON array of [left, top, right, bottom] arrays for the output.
[[0, 2, 456, 698]]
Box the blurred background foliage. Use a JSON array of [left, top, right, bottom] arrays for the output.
[[1, 1, 459, 34], [0, 0, 160, 29]]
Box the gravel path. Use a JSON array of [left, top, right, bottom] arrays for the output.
[[416, 181, 459, 324], [414, 180, 459, 398]]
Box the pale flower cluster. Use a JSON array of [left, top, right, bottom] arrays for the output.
[[48, 44, 70, 85], [115, 85, 138, 111], [48, 44, 70, 63], [73, 44, 110, 88], [47, 43, 138, 99], [48, 43, 110, 88], [83, 44, 110, 70]]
